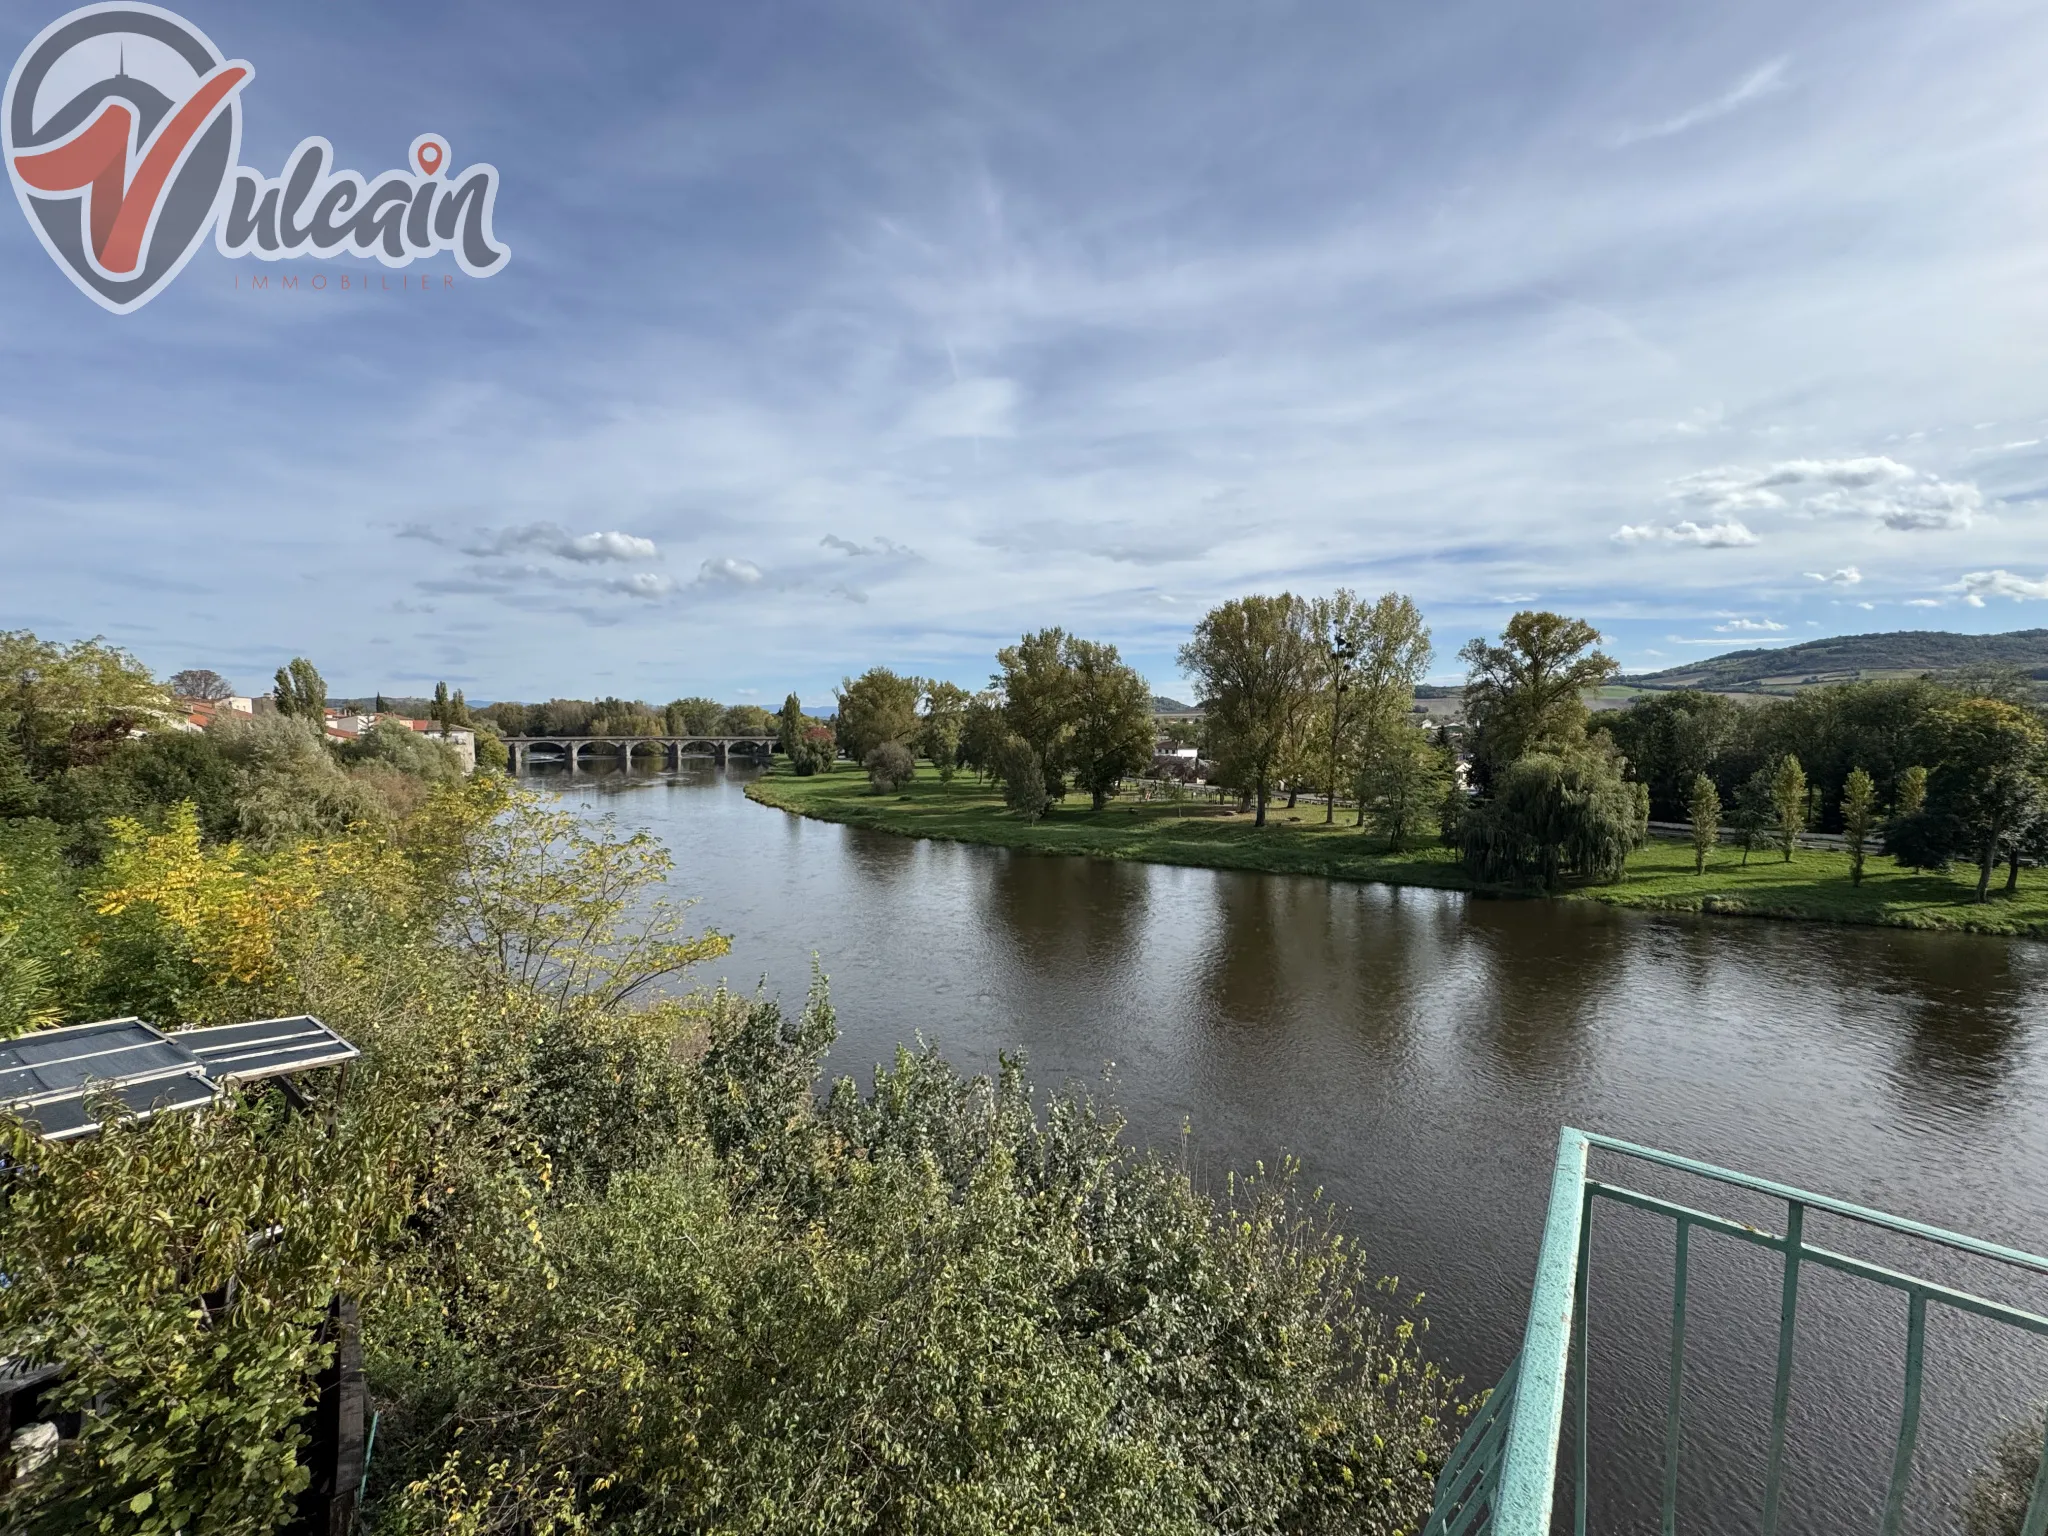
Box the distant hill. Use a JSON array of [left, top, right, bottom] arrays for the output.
[[1627, 629, 2048, 693], [1151, 694, 1196, 714]]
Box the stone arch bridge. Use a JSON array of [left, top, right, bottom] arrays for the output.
[[503, 736, 776, 772]]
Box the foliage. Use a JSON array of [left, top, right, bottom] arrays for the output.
[[1458, 612, 1616, 787], [664, 697, 725, 736], [1592, 691, 1745, 821], [1770, 755, 1809, 862], [1962, 1409, 2046, 1536], [1336, 592, 1433, 826], [1893, 699, 2048, 900], [0, 632, 176, 790], [1063, 639, 1154, 811], [1358, 720, 1448, 851], [864, 740, 916, 792], [471, 726, 509, 774], [993, 629, 1079, 790], [1688, 772, 1721, 875], [777, 692, 806, 756], [271, 657, 328, 721], [0, 1096, 396, 1536], [959, 693, 1008, 781], [835, 668, 922, 763], [719, 703, 773, 736], [1460, 743, 1646, 889], [788, 722, 837, 776], [1178, 594, 1318, 827], [210, 714, 387, 847], [167, 668, 234, 702], [338, 719, 463, 782], [1841, 768, 1876, 885], [994, 737, 1051, 821], [1897, 763, 1928, 819], [1728, 767, 1774, 866], [918, 681, 970, 782]]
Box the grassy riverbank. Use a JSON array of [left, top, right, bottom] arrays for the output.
[[746, 768, 2048, 937]]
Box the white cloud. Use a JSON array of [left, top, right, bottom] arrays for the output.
[[562, 530, 661, 563], [1951, 569, 2048, 602], [1714, 617, 1785, 632], [1614, 57, 1789, 146], [1614, 519, 1758, 547], [1674, 459, 1980, 531], [406, 521, 664, 564], [1905, 598, 1942, 607], [698, 557, 763, 586], [1803, 566, 1861, 586], [611, 572, 675, 599]]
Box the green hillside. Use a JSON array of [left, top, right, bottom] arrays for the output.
[[1628, 629, 2048, 693]]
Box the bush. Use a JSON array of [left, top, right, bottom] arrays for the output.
[[864, 741, 915, 792], [994, 737, 1050, 821], [789, 723, 836, 776], [1964, 1410, 2046, 1536]]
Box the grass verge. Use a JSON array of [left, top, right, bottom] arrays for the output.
[[746, 768, 2048, 939]]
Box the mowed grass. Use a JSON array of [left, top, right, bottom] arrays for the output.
[[746, 767, 2048, 938]]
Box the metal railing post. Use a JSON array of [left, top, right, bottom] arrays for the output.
[[1495, 1126, 1590, 1536]]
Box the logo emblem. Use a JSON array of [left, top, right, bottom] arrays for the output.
[[5, 3, 509, 313], [4, 4, 248, 313]]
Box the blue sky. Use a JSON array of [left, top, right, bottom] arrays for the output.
[[6, 0, 2048, 705]]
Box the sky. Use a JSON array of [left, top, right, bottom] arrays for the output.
[[6, 0, 2048, 706]]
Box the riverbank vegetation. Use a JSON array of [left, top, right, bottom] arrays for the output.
[[798, 591, 2048, 926], [748, 749, 2048, 937], [0, 631, 1466, 1533]]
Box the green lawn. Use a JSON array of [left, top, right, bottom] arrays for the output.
[[746, 768, 2048, 938]]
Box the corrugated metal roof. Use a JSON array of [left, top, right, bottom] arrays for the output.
[[0, 1015, 358, 1141]]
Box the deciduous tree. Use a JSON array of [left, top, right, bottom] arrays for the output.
[[919, 682, 970, 782], [1841, 767, 1876, 885], [994, 630, 1078, 792], [834, 669, 922, 763], [1688, 772, 1721, 875], [1178, 594, 1317, 827], [168, 668, 234, 702], [1064, 641, 1154, 811], [271, 657, 327, 721], [1458, 612, 1616, 787], [1771, 755, 1808, 862]]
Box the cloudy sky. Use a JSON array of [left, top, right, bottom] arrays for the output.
[[6, 0, 2048, 705]]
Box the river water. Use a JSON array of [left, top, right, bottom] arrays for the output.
[[533, 761, 2048, 1534]]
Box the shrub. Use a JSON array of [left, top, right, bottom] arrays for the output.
[[863, 740, 915, 792], [993, 737, 1050, 821], [1964, 1410, 2046, 1536]]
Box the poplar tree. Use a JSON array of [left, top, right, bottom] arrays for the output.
[[1771, 754, 1808, 862], [1688, 772, 1720, 875], [1841, 767, 1876, 885]]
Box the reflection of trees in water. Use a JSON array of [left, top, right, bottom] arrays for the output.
[[1449, 899, 1631, 1081], [1870, 934, 2042, 1120], [841, 824, 921, 888], [970, 848, 1150, 983]]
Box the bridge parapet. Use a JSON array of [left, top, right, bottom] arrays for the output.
[[503, 736, 777, 771]]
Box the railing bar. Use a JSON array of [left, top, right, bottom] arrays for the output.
[[1428, 1368, 1520, 1533], [1582, 1132, 2048, 1277], [1575, 1189, 1593, 1536], [1589, 1182, 2048, 1335], [1437, 1401, 1518, 1536], [1878, 1291, 1928, 1536], [1662, 1218, 1689, 1536], [1495, 1127, 1590, 1536], [1760, 1200, 1805, 1536], [1431, 1393, 1513, 1521]]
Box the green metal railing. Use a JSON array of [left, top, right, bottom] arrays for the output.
[[1426, 1128, 2048, 1536]]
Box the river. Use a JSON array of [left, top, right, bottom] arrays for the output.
[[532, 760, 2048, 1534]]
